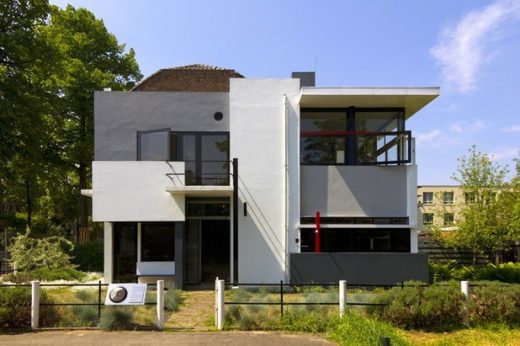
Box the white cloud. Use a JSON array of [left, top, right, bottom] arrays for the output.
[[503, 124, 520, 133], [415, 129, 442, 145], [449, 119, 485, 133], [430, 0, 520, 93], [489, 147, 519, 161]]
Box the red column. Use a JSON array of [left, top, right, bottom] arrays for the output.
[[315, 211, 321, 253]]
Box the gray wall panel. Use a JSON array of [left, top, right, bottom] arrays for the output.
[[301, 166, 409, 217], [94, 91, 229, 160], [290, 252, 429, 284]]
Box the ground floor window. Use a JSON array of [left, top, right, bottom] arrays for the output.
[[113, 223, 137, 283], [141, 222, 175, 261], [300, 228, 410, 253]]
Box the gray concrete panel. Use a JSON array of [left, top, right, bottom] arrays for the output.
[[300, 166, 409, 217], [175, 222, 185, 289], [290, 252, 429, 284], [94, 91, 229, 160]]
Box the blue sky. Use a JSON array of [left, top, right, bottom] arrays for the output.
[[50, 0, 520, 184]]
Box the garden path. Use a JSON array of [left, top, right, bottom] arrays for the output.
[[166, 289, 214, 331]]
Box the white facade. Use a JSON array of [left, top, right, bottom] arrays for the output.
[[90, 68, 439, 285]]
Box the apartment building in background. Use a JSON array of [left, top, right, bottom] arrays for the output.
[[84, 64, 439, 287]]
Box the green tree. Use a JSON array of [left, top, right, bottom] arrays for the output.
[[0, 0, 52, 226], [439, 146, 510, 264], [36, 5, 142, 241]]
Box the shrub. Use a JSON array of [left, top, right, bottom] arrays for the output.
[[71, 241, 103, 272], [0, 287, 58, 328], [2, 267, 85, 282], [99, 307, 134, 330], [328, 311, 409, 346], [164, 288, 184, 312], [429, 261, 520, 283], [475, 263, 520, 283], [466, 282, 520, 326], [279, 310, 334, 333], [370, 282, 465, 331]]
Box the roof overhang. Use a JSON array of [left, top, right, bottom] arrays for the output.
[[300, 87, 440, 118]]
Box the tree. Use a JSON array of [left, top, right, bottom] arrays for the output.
[[438, 146, 511, 264], [0, 0, 52, 226], [36, 5, 142, 241]]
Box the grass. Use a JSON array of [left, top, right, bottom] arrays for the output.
[[403, 327, 520, 346]]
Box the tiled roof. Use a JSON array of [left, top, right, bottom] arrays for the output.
[[131, 64, 243, 92]]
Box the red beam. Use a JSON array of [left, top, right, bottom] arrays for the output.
[[315, 211, 321, 253]]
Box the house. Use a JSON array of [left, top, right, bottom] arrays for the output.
[[85, 64, 439, 287], [417, 185, 462, 234]]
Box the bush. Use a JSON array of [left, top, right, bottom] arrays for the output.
[[71, 241, 103, 272], [279, 310, 334, 333], [99, 307, 134, 330], [0, 287, 58, 328], [429, 261, 520, 283], [370, 282, 465, 331], [328, 311, 409, 346], [164, 288, 184, 312], [466, 282, 520, 326], [2, 267, 85, 282], [476, 263, 520, 283], [71, 289, 99, 327]]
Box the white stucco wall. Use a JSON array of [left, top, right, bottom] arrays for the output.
[[230, 78, 300, 283], [92, 161, 185, 222]]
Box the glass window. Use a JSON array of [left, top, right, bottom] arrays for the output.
[[423, 213, 434, 225], [300, 228, 410, 253], [423, 192, 434, 205], [141, 223, 175, 261], [465, 192, 476, 204], [138, 129, 170, 161], [301, 112, 347, 165], [355, 111, 402, 133], [443, 192, 454, 204], [201, 134, 228, 161], [443, 213, 454, 226]]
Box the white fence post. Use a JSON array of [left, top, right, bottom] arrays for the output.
[[214, 277, 219, 327], [339, 280, 346, 317], [31, 280, 40, 330], [216, 279, 225, 330], [460, 280, 469, 297], [156, 280, 165, 330]]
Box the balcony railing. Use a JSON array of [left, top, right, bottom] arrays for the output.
[[166, 160, 232, 186], [300, 130, 412, 165]]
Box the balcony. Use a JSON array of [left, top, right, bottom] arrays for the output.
[[164, 160, 233, 196]]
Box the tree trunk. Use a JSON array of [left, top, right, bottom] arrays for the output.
[[78, 162, 89, 244], [24, 177, 32, 227]]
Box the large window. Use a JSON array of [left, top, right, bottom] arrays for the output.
[[423, 213, 434, 225], [423, 192, 434, 205], [177, 132, 229, 185], [141, 223, 175, 262], [300, 228, 410, 253], [300, 108, 407, 165], [443, 213, 455, 226], [443, 192, 454, 204]]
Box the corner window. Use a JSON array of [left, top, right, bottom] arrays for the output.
[[443, 192, 454, 205], [423, 213, 434, 225], [141, 223, 175, 261], [423, 192, 434, 205], [137, 128, 171, 161]]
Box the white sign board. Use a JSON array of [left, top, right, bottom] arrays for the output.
[[105, 283, 148, 305]]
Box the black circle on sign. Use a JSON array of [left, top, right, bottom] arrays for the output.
[[109, 286, 128, 303], [214, 112, 224, 121]]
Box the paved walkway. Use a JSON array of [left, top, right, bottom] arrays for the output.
[[0, 330, 334, 345], [166, 290, 214, 331]]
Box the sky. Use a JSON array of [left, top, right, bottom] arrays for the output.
[[50, 0, 520, 184]]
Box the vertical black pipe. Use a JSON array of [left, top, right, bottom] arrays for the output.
[[232, 158, 238, 284], [280, 280, 284, 317], [98, 280, 101, 320]]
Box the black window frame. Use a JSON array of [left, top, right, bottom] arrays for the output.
[[137, 127, 171, 161], [300, 107, 409, 166], [175, 131, 230, 186]]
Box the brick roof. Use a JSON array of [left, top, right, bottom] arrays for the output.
[[131, 64, 244, 92]]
